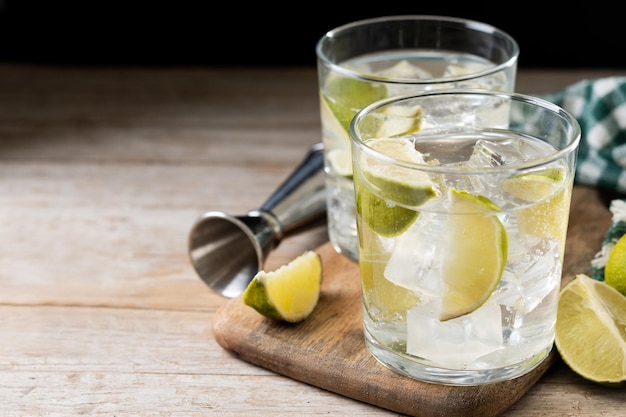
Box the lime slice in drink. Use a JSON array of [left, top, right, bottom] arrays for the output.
[[242, 251, 322, 323], [440, 188, 508, 321], [356, 138, 436, 237], [362, 138, 435, 207], [320, 74, 387, 177], [321, 74, 387, 134], [359, 225, 421, 320], [502, 167, 565, 202], [375, 104, 422, 138], [555, 274, 626, 386], [502, 167, 571, 252], [326, 148, 353, 178]]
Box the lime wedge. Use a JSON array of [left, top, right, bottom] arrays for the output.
[[375, 104, 422, 138], [321, 74, 387, 134], [242, 251, 322, 323], [502, 167, 571, 254], [555, 274, 626, 385], [502, 167, 566, 202], [356, 138, 436, 237], [440, 188, 508, 321], [326, 148, 353, 178], [362, 138, 435, 207]]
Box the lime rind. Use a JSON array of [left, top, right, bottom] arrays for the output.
[[355, 178, 420, 238]]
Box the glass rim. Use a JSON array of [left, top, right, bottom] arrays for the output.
[[315, 15, 520, 85], [350, 88, 582, 175]]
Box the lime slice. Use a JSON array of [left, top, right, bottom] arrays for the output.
[[355, 138, 436, 237], [502, 167, 571, 256], [502, 167, 566, 202], [440, 188, 508, 321], [242, 251, 322, 323], [321, 74, 387, 134], [604, 234, 626, 296], [326, 148, 353, 178], [358, 225, 420, 321], [555, 274, 626, 385], [362, 138, 435, 207], [375, 104, 422, 138]]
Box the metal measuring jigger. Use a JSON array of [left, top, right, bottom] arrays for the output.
[[188, 142, 326, 298]]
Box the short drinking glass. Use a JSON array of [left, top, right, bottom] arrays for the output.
[[316, 15, 519, 261], [350, 89, 581, 385]]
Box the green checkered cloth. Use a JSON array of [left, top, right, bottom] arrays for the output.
[[542, 76, 626, 193], [541, 77, 626, 280]]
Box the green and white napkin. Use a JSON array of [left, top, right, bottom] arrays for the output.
[[542, 76, 626, 193]]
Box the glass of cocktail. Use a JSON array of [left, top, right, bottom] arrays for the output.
[[350, 89, 580, 385], [316, 15, 519, 262]]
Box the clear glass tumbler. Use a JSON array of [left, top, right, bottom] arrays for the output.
[[316, 15, 519, 261], [350, 89, 581, 385]]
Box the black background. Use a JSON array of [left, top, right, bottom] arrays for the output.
[[0, 1, 623, 68]]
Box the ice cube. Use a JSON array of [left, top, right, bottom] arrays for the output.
[[407, 300, 503, 368], [470, 137, 554, 168], [376, 60, 433, 80], [375, 60, 434, 97], [384, 212, 444, 297], [496, 237, 561, 313]]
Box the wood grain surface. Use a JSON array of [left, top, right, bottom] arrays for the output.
[[212, 185, 617, 417]]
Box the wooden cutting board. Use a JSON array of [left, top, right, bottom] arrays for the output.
[[212, 185, 617, 417]]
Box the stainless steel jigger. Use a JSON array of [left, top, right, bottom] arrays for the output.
[[188, 142, 326, 298]]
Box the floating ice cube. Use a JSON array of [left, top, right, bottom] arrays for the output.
[[375, 60, 434, 97], [383, 212, 444, 297], [407, 300, 503, 368], [376, 60, 434, 80], [495, 237, 561, 313], [470, 137, 554, 168]]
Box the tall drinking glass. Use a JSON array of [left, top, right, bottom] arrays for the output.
[[350, 89, 581, 385], [316, 15, 519, 261]]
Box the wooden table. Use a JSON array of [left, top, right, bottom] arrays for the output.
[[1, 64, 625, 416]]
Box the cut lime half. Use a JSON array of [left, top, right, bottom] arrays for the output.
[[555, 274, 626, 385]]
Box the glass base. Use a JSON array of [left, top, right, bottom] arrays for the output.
[[364, 328, 551, 386]]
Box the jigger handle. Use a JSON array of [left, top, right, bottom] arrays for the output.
[[250, 142, 326, 241]]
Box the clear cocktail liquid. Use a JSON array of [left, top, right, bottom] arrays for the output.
[[320, 50, 513, 261], [355, 131, 572, 385]]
